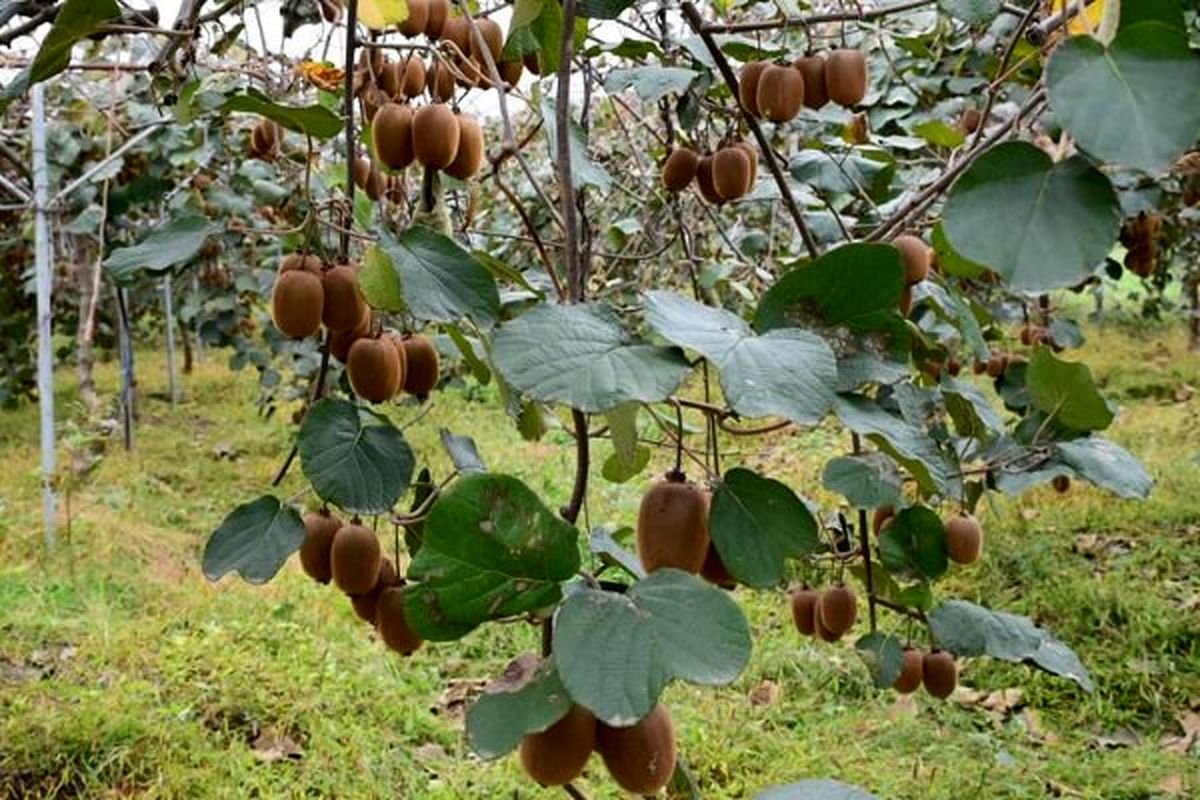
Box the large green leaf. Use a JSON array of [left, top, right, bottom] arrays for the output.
[[709, 468, 819, 589], [822, 454, 903, 509], [375, 226, 500, 328], [357, 244, 405, 312], [929, 600, 1093, 691], [553, 570, 752, 725], [756, 244, 906, 332], [297, 399, 415, 515], [942, 378, 1005, 440], [943, 142, 1121, 292], [756, 779, 880, 800], [104, 215, 220, 285], [833, 395, 955, 497], [1057, 437, 1152, 499], [788, 150, 895, 201], [855, 632, 904, 689], [503, 0, 564, 73], [543, 97, 612, 192], [1046, 24, 1200, 172], [466, 654, 573, 760], [878, 505, 948, 582], [606, 67, 699, 103], [645, 291, 836, 425], [492, 302, 690, 413], [602, 403, 649, 484], [578, 0, 637, 19], [222, 88, 343, 140], [0, 0, 121, 108], [202, 496, 305, 585], [937, 0, 1000, 26], [1025, 348, 1114, 431], [405, 474, 581, 641]]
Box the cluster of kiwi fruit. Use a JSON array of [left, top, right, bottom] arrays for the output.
[[874, 506, 983, 566], [971, 349, 1023, 379], [740, 49, 868, 123], [789, 584, 858, 642], [248, 118, 283, 161], [519, 703, 677, 795], [661, 142, 759, 205], [892, 647, 959, 698], [634, 469, 735, 588], [298, 509, 424, 656]]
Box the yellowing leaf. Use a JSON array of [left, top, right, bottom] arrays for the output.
[[359, 0, 408, 31], [298, 61, 345, 93], [1051, 0, 1113, 38]]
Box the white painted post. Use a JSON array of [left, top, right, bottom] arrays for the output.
[[32, 83, 56, 549], [163, 274, 178, 406]]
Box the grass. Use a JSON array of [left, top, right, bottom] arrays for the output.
[[1, 318, 1198, 799]]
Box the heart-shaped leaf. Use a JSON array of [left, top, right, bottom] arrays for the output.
[[1057, 436, 1152, 499], [822, 454, 903, 510], [222, 88, 343, 140], [202, 496, 305, 585], [878, 505, 948, 582], [855, 632, 905, 689], [105, 215, 221, 285], [1025, 348, 1114, 432], [466, 654, 573, 760], [374, 226, 500, 328]]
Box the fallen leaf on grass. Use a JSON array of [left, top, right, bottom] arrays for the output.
[[252, 730, 303, 763], [1157, 774, 1185, 796], [1160, 710, 1200, 756], [748, 679, 781, 708], [1094, 728, 1140, 749]]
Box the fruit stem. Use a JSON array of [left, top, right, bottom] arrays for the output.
[[852, 433, 878, 633]]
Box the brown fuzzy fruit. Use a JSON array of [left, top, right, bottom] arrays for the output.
[[636, 477, 710, 574], [352, 155, 372, 190], [380, 59, 402, 98], [826, 49, 868, 107], [375, 586, 424, 655], [469, 18, 503, 87], [700, 544, 736, 588], [330, 523, 382, 596], [364, 164, 386, 202], [986, 351, 1008, 378], [790, 587, 819, 636], [299, 510, 342, 584], [518, 704, 596, 787], [893, 648, 924, 694], [441, 16, 470, 55], [960, 106, 982, 134], [412, 103, 461, 168], [523, 50, 542, 75], [500, 59, 523, 87], [331, 306, 371, 363], [445, 114, 485, 180], [662, 147, 700, 192], [361, 85, 388, 124], [348, 337, 404, 403], [873, 505, 896, 537], [272, 269, 325, 339], [398, 0, 429, 37], [401, 334, 440, 397], [922, 650, 957, 699], [695, 155, 724, 205], [400, 56, 427, 99], [712, 146, 753, 201], [372, 103, 415, 170], [756, 64, 805, 123], [734, 141, 759, 185], [738, 61, 769, 117], [1052, 474, 1071, 494], [426, 60, 456, 103], [894, 234, 931, 285], [350, 557, 397, 622], [321, 264, 368, 334], [280, 253, 323, 275], [944, 514, 983, 565], [818, 585, 858, 636], [814, 609, 843, 642], [793, 55, 829, 109], [425, 0, 448, 38], [596, 705, 676, 796], [250, 120, 281, 159]]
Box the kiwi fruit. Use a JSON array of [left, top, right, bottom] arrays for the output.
[[425, 0, 448, 38], [695, 155, 724, 204], [1052, 474, 1071, 494], [441, 16, 470, 56], [518, 704, 596, 787], [826, 49, 868, 107], [364, 163, 386, 202], [499, 58, 523, 87], [347, 336, 404, 403], [425, 60, 456, 103], [947, 356, 962, 377], [380, 58, 402, 98], [662, 147, 700, 192], [398, 0, 429, 37], [352, 155, 372, 190], [712, 146, 753, 201], [523, 50, 542, 75], [944, 513, 982, 565], [922, 650, 957, 699], [280, 253, 322, 275], [401, 334, 440, 398], [636, 475, 710, 574], [331, 307, 371, 362], [322, 264, 368, 333], [272, 269, 324, 339], [814, 609, 843, 642], [898, 285, 914, 317], [985, 351, 1008, 378], [372, 103, 415, 170], [893, 234, 930, 285], [330, 523, 382, 596], [375, 586, 424, 655], [734, 141, 759, 185], [793, 55, 829, 109], [595, 705, 676, 795], [350, 557, 397, 622], [361, 85, 388, 124], [738, 61, 769, 117], [960, 106, 982, 134], [319, 0, 342, 23], [381, 330, 411, 378], [755, 64, 805, 123], [299, 510, 342, 584], [790, 587, 819, 637], [469, 18, 503, 87], [873, 505, 896, 537], [250, 120, 281, 160], [400, 56, 427, 99], [445, 114, 485, 180], [818, 585, 858, 636], [412, 103, 461, 168], [700, 543, 736, 588], [893, 648, 924, 694]]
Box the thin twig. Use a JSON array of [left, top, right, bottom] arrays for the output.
[[700, 0, 935, 34]]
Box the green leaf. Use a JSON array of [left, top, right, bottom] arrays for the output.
[[788, 150, 895, 201], [493, 302, 690, 413], [855, 632, 904, 689], [605, 67, 699, 103], [577, 0, 636, 19], [937, 0, 1001, 26], [359, 0, 409, 30], [222, 88, 343, 140], [929, 600, 1093, 691], [202, 496, 305, 585], [1046, 23, 1200, 172], [589, 526, 645, 580], [912, 120, 966, 149], [297, 399, 415, 515], [930, 222, 987, 280], [942, 378, 1005, 440], [822, 454, 903, 509], [878, 506, 948, 582], [602, 403, 650, 484], [755, 779, 880, 800], [645, 291, 836, 425], [833, 395, 956, 497], [504, 0, 563, 73], [943, 142, 1121, 291], [1025, 348, 1114, 432], [553, 570, 751, 725], [709, 468, 820, 589], [358, 244, 405, 312], [439, 429, 487, 474], [1057, 437, 1152, 499], [405, 474, 581, 641], [375, 226, 500, 328], [0, 0, 120, 108], [542, 96, 612, 191], [104, 215, 220, 286], [466, 654, 573, 760]]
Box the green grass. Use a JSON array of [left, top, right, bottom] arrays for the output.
[[1, 322, 1198, 799]]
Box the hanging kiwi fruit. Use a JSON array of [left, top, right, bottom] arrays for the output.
[[412, 103, 461, 169], [636, 471, 710, 574], [826, 49, 868, 107], [444, 114, 485, 180], [755, 64, 805, 122], [595, 705, 677, 796], [662, 147, 700, 192]]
